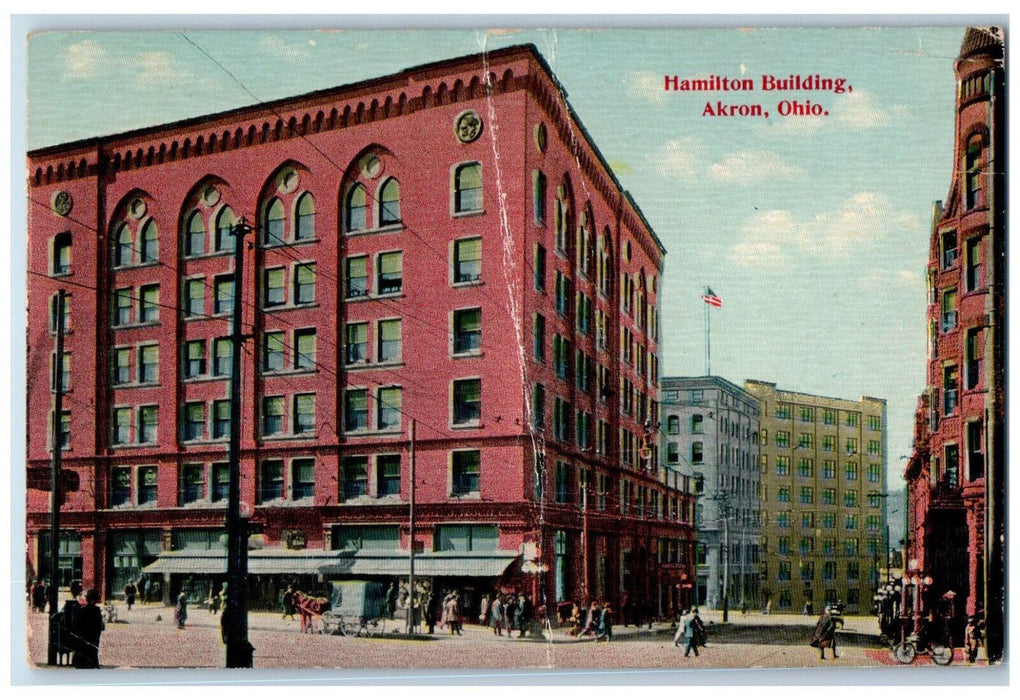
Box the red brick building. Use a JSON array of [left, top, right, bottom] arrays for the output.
[[904, 28, 1004, 659], [26, 44, 695, 618]]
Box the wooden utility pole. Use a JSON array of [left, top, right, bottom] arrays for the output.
[[46, 289, 66, 666]]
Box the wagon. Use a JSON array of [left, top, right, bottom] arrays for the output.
[[321, 580, 387, 637]]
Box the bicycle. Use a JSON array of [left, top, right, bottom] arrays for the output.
[[893, 631, 954, 666]]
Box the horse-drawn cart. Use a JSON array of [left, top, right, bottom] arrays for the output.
[[321, 580, 387, 637]]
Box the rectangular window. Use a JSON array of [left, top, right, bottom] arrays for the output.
[[378, 252, 403, 295], [799, 486, 813, 504], [262, 396, 284, 436], [184, 340, 206, 379], [182, 402, 204, 441], [185, 279, 205, 317], [212, 338, 232, 377], [944, 444, 959, 488], [844, 490, 858, 507], [138, 345, 158, 384], [454, 238, 481, 283], [845, 514, 858, 530], [180, 463, 205, 504], [533, 314, 546, 362], [138, 405, 158, 444], [113, 407, 132, 445], [967, 421, 984, 481], [944, 365, 959, 415], [377, 455, 401, 497], [798, 458, 813, 478], [823, 409, 836, 425], [342, 457, 368, 499], [345, 389, 368, 432], [139, 284, 159, 323], [138, 466, 158, 505], [775, 431, 790, 448], [211, 462, 229, 502], [111, 467, 132, 506], [966, 328, 982, 389], [844, 538, 859, 556], [822, 488, 836, 505], [691, 441, 703, 464], [345, 256, 368, 298], [847, 562, 860, 582], [777, 511, 790, 528], [800, 406, 814, 422], [378, 319, 402, 363], [346, 323, 368, 364], [113, 348, 131, 385], [941, 290, 957, 332], [114, 288, 132, 325], [775, 403, 790, 419], [453, 378, 481, 425], [212, 399, 230, 439], [294, 263, 316, 304], [867, 415, 881, 431], [264, 268, 285, 307], [51, 351, 70, 392], [778, 537, 790, 555], [259, 460, 284, 503], [777, 487, 790, 502], [845, 462, 859, 481], [845, 437, 859, 454], [966, 237, 982, 291], [377, 387, 402, 431], [295, 328, 316, 370], [941, 230, 958, 268], [822, 513, 836, 529], [533, 171, 546, 224], [534, 244, 546, 291], [533, 383, 545, 429], [867, 463, 881, 483], [263, 331, 285, 372], [214, 276, 234, 315], [291, 458, 315, 500], [775, 455, 789, 475], [452, 450, 481, 496], [453, 308, 482, 354], [293, 393, 315, 435], [822, 435, 836, 452]]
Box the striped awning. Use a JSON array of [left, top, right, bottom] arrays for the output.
[[143, 549, 519, 578]]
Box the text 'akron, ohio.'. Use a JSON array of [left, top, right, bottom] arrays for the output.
[[702, 100, 830, 118]]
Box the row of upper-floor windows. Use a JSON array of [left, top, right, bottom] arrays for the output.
[[766, 485, 884, 508], [771, 536, 883, 558], [771, 511, 883, 532], [764, 456, 881, 482], [769, 403, 880, 430]]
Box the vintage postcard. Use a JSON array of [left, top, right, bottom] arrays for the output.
[[19, 22, 1005, 677]]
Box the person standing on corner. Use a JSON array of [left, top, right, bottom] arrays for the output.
[[174, 592, 188, 629], [73, 589, 105, 669], [123, 580, 136, 611]]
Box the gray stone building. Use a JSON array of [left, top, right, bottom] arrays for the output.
[[660, 376, 762, 611]]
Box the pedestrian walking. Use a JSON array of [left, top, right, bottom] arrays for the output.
[[282, 584, 296, 620], [478, 593, 491, 626], [680, 608, 702, 657], [514, 594, 528, 638], [504, 595, 517, 635], [31, 580, 46, 613], [490, 595, 504, 636], [142, 577, 152, 604], [174, 592, 188, 629], [596, 603, 613, 642], [123, 581, 136, 611], [73, 589, 105, 669], [448, 593, 463, 635], [810, 606, 839, 659]]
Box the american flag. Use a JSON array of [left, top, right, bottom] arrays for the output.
[[702, 287, 723, 307]]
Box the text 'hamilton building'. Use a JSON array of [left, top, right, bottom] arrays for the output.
[[26, 44, 697, 617], [905, 27, 1004, 660]]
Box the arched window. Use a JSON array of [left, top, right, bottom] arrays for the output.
[[52, 232, 72, 276], [215, 207, 236, 252], [115, 223, 133, 267], [965, 135, 983, 209], [295, 192, 315, 240], [139, 219, 158, 263], [185, 210, 205, 257], [454, 163, 482, 213], [379, 178, 401, 226], [346, 184, 367, 232], [263, 198, 285, 245]]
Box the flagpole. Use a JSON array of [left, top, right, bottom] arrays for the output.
[[705, 286, 711, 376]]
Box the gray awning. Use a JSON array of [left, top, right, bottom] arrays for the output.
[[142, 549, 519, 578]]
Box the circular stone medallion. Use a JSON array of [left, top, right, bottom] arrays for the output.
[[454, 110, 483, 143]]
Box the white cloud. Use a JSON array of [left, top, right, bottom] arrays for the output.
[[259, 36, 314, 61], [728, 192, 923, 267], [707, 150, 802, 183], [64, 40, 108, 79], [133, 51, 192, 88], [833, 89, 893, 130], [652, 137, 704, 179], [627, 71, 668, 104], [858, 268, 924, 291]]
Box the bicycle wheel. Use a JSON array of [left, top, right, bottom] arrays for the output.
[[894, 642, 917, 664], [932, 644, 954, 666], [342, 618, 359, 637]]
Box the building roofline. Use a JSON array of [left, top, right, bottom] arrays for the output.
[[661, 374, 760, 403], [744, 378, 887, 407]]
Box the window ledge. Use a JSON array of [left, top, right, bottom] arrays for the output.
[[184, 375, 227, 384], [345, 292, 406, 304], [450, 422, 483, 430], [262, 302, 320, 314], [345, 223, 403, 237], [452, 279, 485, 288], [452, 209, 485, 219], [114, 321, 162, 330], [448, 492, 481, 500], [181, 439, 228, 447], [255, 499, 314, 508], [262, 368, 318, 378], [260, 433, 318, 442], [451, 351, 484, 360], [343, 429, 404, 438], [183, 250, 234, 261], [113, 261, 161, 272], [262, 237, 322, 248]]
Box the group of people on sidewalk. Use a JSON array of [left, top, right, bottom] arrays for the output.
[[476, 592, 537, 638], [565, 601, 615, 642]]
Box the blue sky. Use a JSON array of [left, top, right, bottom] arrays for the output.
[[25, 26, 968, 489]]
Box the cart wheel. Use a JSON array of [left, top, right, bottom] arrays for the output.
[[342, 619, 359, 637], [894, 642, 917, 664], [932, 644, 954, 666]]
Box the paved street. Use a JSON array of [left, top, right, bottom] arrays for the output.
[[23, 602, 985, 673]]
